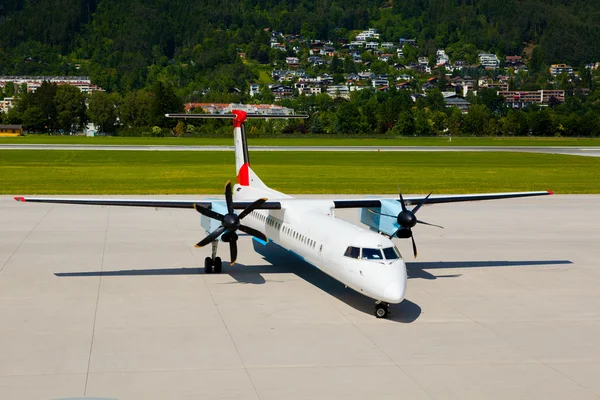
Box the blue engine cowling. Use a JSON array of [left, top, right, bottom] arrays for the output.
[[200, 201, 229, 237], [360, 199, 405, 237]]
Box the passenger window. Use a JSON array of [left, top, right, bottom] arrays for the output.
[[344, 246, 360, 259]]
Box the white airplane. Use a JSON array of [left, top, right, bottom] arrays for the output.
[[14, 110, 552, 318]]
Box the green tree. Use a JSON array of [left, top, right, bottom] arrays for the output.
[[528, 109, 556, 136], [22, 106, 46, 132], [54, 85, 87, 132], [476, 88, 505, 115], [87, 91, 118, 133], [334, 102, 362, 134], [149, 81, 183, 127], [393, 110, 415, 136], [309, 114, 324, 134], [120, 89, 152, 127], [461, 104, 491, 136], [3, 82, 15, 98]]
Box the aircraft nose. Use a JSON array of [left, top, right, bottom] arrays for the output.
[[383, 282, 405, 304]]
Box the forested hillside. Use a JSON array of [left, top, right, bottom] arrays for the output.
[[1, 0, 600, 93], [1, 0, 600, 137]]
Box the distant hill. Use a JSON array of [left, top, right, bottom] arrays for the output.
[[1, 0, 600, 92]]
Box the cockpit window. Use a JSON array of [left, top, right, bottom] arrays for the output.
[[344, 246, 360, 259], [383, 247, 400, 260], [362, 248, 383, 260]]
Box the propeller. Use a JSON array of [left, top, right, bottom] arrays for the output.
[[369, 188, 443, 258], [193, 181, 268, 266]]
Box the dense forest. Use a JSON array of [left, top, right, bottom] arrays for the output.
[[1, 0, 600, 136]]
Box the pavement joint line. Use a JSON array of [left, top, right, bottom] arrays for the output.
[[476, 318, 600, 397], [199, 252, 263, 400], [83, 207, 110, 396], [0, 204, 54, 274], [334, 294, 436, 400], [423, 267, 600, 400]]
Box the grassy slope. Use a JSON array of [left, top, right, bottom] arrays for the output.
[[2, 136, 600, 147], [1, 150, 598, 194]]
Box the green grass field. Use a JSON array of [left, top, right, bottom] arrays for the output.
[[1, 150, 598, 194], [2, 135, 600, 147]]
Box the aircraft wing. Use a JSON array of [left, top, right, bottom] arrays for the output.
[[13, 197, 282, 210], [328, 190, 553, 209]]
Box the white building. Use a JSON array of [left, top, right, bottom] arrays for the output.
[[478, 53, 500, 69], [249, 83, 261, 97], [0, 76, 102, 94], [372, 78, 389, 87], [0, 97, 14, 113], [436, 49, 449, 66], [326, 85, 350, 99]]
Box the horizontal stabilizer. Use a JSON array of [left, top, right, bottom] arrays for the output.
[[165, 113, 308, 119]]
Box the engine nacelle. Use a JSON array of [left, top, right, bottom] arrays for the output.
[[359, 199, 404, 237]]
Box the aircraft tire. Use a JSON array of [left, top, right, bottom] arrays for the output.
[[214, 257, 222, 274], [375, 303, 389, 318], [204, 257, 213, 274]]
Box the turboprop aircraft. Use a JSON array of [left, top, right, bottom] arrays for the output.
[[14, 110, 552, 318]]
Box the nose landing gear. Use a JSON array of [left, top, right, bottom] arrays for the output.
[[375, 302, 390, 318]]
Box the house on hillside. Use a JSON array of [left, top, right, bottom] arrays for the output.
[[499, 90, 565, 108], [550, 64, 573, 76], [326, 85, 350, 99], [478, 53, 500, 69], [444, 96, 471, 112]]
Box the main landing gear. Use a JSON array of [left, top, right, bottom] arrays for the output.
[[375, 302, 390, 319], [204, 241, 223, 274]]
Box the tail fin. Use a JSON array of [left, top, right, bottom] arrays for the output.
[[165, 109, 307, 189], [231, 110, 267, 188]]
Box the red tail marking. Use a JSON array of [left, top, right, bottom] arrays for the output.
[[237, 163, 250, 186], [231, 110, 247, 128], [14, 197, 25, 202]]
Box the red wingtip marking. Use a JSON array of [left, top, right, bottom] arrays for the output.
[[231, 110, 247, 128], [14, 197, 25, 202], [548, 190, 554, 195], [237, 162, 250, 186]]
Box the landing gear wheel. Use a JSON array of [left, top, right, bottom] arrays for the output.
[[204, 257, 213, 274], [375, 303, 389, 319], [213, 257, 222, 274]]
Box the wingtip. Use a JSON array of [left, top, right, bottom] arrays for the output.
[[14, 196, 25, 202], [547, 190, 554, 195]]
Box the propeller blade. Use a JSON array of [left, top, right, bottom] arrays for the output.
[[195, 225, 226, 248], [411, 233, 418, 258], [229, 238, 238, 266], [237, 198, 268, 219], [416, 219, 444, 229], [368, 209, 397, 218], [397, 186, 407, 212], [224, 180, 233, 215], [239, 224, 268, 242], [193, 203, 224, 222], [411, 192, 432, 214]]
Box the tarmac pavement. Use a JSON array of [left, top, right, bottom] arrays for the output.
[[0, 194, 599, 399]]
